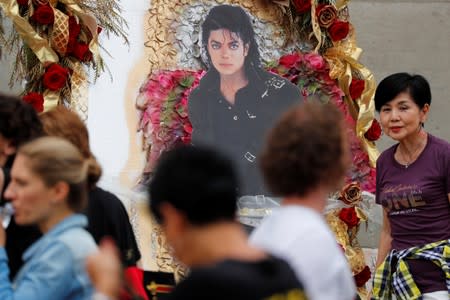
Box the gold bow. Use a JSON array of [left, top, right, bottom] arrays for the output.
[[324, 31, 379, 167]]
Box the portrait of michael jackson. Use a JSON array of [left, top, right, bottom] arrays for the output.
[[188, 4, 303, 196]]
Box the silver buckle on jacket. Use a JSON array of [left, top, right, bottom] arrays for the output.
[[244, 152, 256, 163]]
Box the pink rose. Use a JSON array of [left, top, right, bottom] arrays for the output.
[[303, 53, 326, 70]]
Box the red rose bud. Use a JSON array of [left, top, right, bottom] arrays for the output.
[[338, 207, 359, 228], [17, 0, 28, 6], [292, 0, 311, 14], [349, 78, 365, 100], [354, 266, 371, 287], [364, 119, 382, 141], [279, 53, 301, 69], [73, 42, 93, 62], [43, 63, 69, 91], [32, 4, 54, 25], [23, 92, 44, 112], [97, 26, 103, 34], [328, 20, 350, 42]]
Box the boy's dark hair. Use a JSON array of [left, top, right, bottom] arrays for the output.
[[374, 73, 431, 112], [149, 145, 239, 225], [0, 93, 43, 147], [260, 102, 349, 197]]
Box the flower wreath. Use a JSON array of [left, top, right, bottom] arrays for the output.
[[137, 0, 380, 190], [0, 0, 127, 119], [137, 0, 379, 295]]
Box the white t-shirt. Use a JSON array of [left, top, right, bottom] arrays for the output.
[[249, 205, 356, 300]]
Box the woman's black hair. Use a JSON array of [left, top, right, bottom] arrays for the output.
[[374, 73, 432, 112], [201, 5, 261, 78]]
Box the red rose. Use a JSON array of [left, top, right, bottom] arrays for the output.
[[292, 0, 311, 14], [349, 78, 365, 100], [339, 207, 359, 228], [73, 42, 92, 62], [354, 266, 371, 287], [43, 64, 69, 91], [279, 53, 301, 69], [23, 92, 44, 112], [32, 4, 54, 25], [17, 0, 28, 6], [328, 20, 350, 42], [364, 119, 382, 141]]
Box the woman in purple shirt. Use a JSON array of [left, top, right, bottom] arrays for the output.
[[372, 73, 450, 299]]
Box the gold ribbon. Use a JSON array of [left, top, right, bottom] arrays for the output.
[[310, 0, 322, 52], [355, 206, 367, 222], [0, 0, 59, 64], [335, 0, 350, 10], [50, 7, 69, 56], [70, 61, 89, 120], [43, 90, 60, 111], [324, 29, 379, 167]]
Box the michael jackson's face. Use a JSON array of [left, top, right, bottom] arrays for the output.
[[207, 29, 249, 77]]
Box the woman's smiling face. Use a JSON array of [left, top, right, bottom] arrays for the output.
[[379, 91, 429, 141], [207, 29, 249, 77]]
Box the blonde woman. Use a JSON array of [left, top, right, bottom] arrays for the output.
[[0, 137, 97, 299]]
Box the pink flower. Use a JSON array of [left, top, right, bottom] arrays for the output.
[[303, 53, 326, 71], [157, 73, 175, 90]]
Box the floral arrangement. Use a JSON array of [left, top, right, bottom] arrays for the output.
[[326, 181, 372, 297], [136, 69, 204, 175], [0, 0, 127, 118], [272, 51, 375, 191]]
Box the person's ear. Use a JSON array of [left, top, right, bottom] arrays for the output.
[[51, 181, 70, 204], [420, 103, 430, 124]]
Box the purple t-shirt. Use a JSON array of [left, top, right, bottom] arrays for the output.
[[376, 134, 450, 293]]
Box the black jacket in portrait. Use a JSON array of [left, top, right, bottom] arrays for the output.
[[188, 68, 303, 196]]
